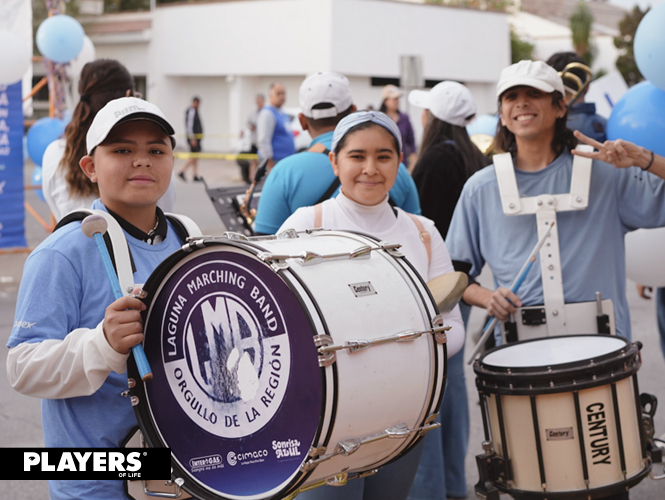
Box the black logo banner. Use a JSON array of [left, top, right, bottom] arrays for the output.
[[0, 448, 171, 480]]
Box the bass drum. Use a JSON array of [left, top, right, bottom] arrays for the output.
[[473, 335, 655, 500], [128, 229, 447, 500]]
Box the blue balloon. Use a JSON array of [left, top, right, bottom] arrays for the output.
[[31, 166, 45, 202], [634, 4, 665, 91], [466, 114, 499, 137], [36, 15, 84, 63], [26, 117, 66, 166], [607, 81, 665, 157]]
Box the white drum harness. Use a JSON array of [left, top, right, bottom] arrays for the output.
[[493, 145, 615, 341]]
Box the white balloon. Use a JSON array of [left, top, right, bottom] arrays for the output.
[[67, 36, 96, 80], [0, 31, 31, 85], [625, 227, 665, 287]]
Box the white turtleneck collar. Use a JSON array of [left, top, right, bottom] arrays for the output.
[[335, 190, 398, 236]]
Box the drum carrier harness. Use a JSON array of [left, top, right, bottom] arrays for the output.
[[493, 145, 614, 342]]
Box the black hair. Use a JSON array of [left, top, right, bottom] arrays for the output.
[[419, 112, 489, 178], [304, 104, 355, 131], [494, 90, 577, 156], [546, 52, 588, 92], [60, 59, 135, 198]]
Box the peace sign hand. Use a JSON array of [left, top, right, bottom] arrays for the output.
[[571, 130, 652, 170]]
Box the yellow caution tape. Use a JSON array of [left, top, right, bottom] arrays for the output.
[[174, 152, 259, 160], [183, 133, 241, 139]]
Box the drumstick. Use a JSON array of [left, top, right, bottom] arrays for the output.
[[81, 215, 153, 381], [427, 272, 468, 314], [466, 222, 555, 365]]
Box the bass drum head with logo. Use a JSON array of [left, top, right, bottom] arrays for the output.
[[130, 242, 323, 500]]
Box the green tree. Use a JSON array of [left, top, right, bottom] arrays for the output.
[[510, 27, 534, 63], [425, 0, 514, 11], [569, 1, 595, 66], [614, 6, 647, 87], [103, 0, 149, 12]]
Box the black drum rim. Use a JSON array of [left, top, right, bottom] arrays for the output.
[[488, 460, 651, 500], [473, 335, 642, 395]]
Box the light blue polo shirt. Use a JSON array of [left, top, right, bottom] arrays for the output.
[[8, 200, 184, 500], [446, 150, 665, 339]]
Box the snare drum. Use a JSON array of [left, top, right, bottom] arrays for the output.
[[473, 335, 653, 500], [128, 230, 447, 500]]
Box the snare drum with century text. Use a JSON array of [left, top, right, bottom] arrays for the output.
[[473, 335, 657, 500], [127, 230, 448, 500]]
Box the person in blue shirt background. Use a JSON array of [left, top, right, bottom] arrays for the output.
[[254, 71, 421, 235]]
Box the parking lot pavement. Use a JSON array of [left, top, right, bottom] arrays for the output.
[[1, 158, 664, 498]]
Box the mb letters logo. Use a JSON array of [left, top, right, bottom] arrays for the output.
[[161, 259, 291, 438]]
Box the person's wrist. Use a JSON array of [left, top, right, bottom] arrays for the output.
[[640, 148, 655, 170]]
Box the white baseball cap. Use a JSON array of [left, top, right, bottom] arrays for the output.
[[299, 72, 354, 120], [86, 97, 176, 154], [408, 81, 477, 127], [496, 60, 565, 98]]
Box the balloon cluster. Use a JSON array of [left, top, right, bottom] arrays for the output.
[[607, 4, 665, 155]]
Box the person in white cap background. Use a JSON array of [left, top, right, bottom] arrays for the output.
[[446, 59, 665, 500], [279, 109, 464, 500], [6, 97, 194, 500], [254, 72, 421, 235], [406, 81, 490, 500], [380, 84, 417, 166]]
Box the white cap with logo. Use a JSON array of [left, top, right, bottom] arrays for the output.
[[86, 97, 176, 154], [299, 72, 354, 120], [408, 81, 477, 127], [496, 60, 565, 98]]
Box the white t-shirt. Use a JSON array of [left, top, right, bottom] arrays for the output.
[[279, 191, 465, 358], [42, 139, 177, 221]]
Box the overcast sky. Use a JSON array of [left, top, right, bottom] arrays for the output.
[[609, 0, 665, 10]]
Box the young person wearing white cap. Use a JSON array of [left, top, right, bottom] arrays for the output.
[[444, 63, 665, 500], [254, 72, 421, 235], [279, 110, 464, 500], [448, 59, 665, 341], [406, 81, 489, 500], [7, 97, 192, 500], [446, 64, 665, 500]]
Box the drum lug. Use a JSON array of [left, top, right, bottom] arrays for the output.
[[303, 422, 434, 471], [420, 413, 440, 436], [223, 231, 250, 241], [382, 241, 404, 257], [276, 228, 298, 239], [307, 446, 327, 461], [317, 325, 451, 356], [431, 315, 448, 344], [418, 420, 441, 436], [325, 473, 348, 486], [314, 334, 336, 367]]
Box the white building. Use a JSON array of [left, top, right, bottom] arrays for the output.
[[80, 0, 510, 152]]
